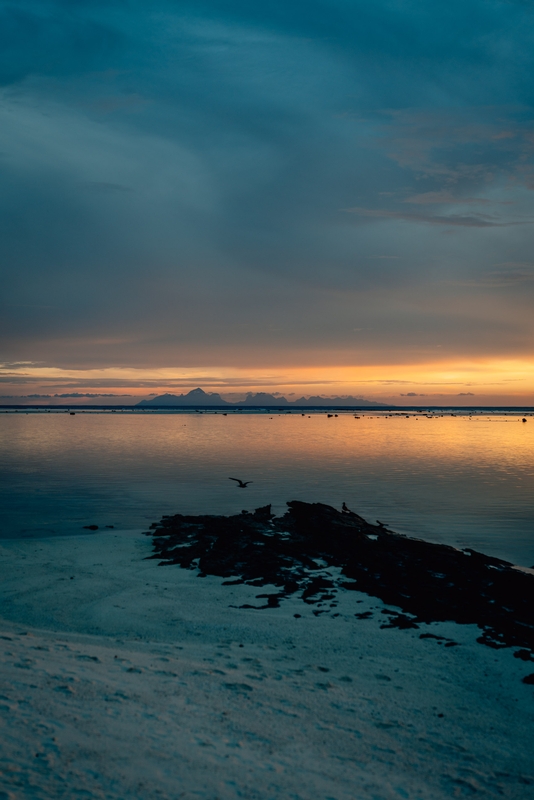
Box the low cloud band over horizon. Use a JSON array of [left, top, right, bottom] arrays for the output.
[[1, 1, 533, 403]]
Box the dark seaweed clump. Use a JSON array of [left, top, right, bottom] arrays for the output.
[[147, 501, 534, 658]]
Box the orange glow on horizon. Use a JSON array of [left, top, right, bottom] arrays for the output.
[[1, 357, 533, 404]]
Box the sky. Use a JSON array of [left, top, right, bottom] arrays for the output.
[[1, 0, 534, 404]]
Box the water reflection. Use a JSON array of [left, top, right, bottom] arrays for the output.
[[0, 413, 532, 565]]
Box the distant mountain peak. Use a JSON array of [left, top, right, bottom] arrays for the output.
[[242, 392, 289, 405], [138, 388, 229, 406]]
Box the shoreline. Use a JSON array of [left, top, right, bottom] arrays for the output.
[[1, 524, 533, 798], [2, 406, 534, 415], [148, 501, 534, 656]]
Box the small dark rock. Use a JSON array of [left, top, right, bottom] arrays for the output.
[[514, 649, 534, 662], [83, 525, 98, 530], [381, 610, 419, 629]]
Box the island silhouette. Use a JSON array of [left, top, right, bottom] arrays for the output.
[[137, 388, 385, 408]]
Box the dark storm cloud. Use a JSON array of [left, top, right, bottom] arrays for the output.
[[1, 0, 534, 368]]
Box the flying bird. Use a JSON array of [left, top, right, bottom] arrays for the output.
[[228, 477, 253, 488]]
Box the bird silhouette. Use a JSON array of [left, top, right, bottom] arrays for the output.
[[229, 477, 253, 488]]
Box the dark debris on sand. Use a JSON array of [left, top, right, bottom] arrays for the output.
[[147, 501, 534, 658]]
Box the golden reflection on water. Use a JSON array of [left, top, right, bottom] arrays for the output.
[[1, 412, 533, 564]]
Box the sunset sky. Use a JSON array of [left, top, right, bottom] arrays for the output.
[[1, 0, 534, 404]]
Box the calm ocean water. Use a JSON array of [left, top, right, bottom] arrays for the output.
[[1, 411, 533, 566]]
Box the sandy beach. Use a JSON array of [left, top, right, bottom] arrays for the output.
[[0, 526, 533, 799]]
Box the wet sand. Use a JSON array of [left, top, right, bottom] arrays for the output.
[[0, 527, 533, 799]]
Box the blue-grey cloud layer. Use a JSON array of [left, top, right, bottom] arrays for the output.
[[1, 0, 533, 367]]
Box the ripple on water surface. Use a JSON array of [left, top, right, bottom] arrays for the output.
[[0, 412, 533, 566]]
